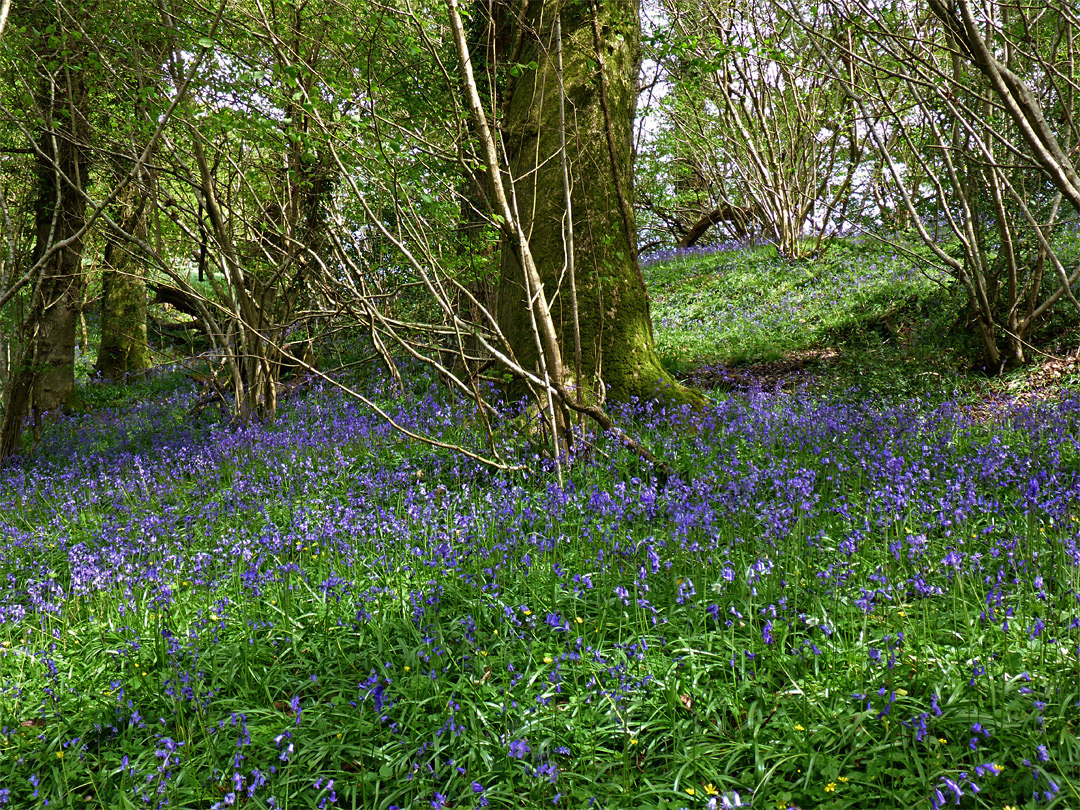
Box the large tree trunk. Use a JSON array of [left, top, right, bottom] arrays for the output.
[[0, 63, 89, 459], [96, 186, 150, 377], [497, 0, 698, 406]]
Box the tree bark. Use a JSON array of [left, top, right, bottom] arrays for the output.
[[929, 0, 1080, 214], [497, 0, 699, 406], [96, 185, 150, 377], [1, 55, 89, 458], [678, 204, 756, 248], [450, 6, 502, 375]]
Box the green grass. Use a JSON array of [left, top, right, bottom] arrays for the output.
[[647, 234, 1080, 404], [646, 239, 944, 360]]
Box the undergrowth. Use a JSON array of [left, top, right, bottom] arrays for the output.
[[1, 368, 1079, 809], [2, 238, 1080, 809]]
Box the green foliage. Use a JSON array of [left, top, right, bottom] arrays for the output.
[[646, 237, 957, 388], [77, 365, 193, 410]]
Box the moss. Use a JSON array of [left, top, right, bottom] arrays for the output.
[[497, 0, 702, 410], [97, 260, 151, 379], [97, 190, 150, 378]]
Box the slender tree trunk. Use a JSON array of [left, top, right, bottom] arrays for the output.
[[497, 0, 699, 406], [450, 6, 502, 374], [454, 174, 498, 369]]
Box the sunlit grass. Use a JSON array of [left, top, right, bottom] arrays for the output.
[[645, 237, 952, 372]]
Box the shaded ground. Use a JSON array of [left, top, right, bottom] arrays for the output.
[[963, 345, 1080, 420], [677, 348, 840, 392], [646, 236, 1080, 411], [677, 341, 1080, 417]]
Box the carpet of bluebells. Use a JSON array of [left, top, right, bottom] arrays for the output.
[[1, 368, 1080, 810]]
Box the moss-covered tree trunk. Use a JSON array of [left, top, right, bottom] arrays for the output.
[[0, 54, 89, 459], [96, 187, 150, 377], [498, 0, 697, 406]]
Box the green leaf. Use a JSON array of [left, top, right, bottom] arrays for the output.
[[197, 37, 215, 48]]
